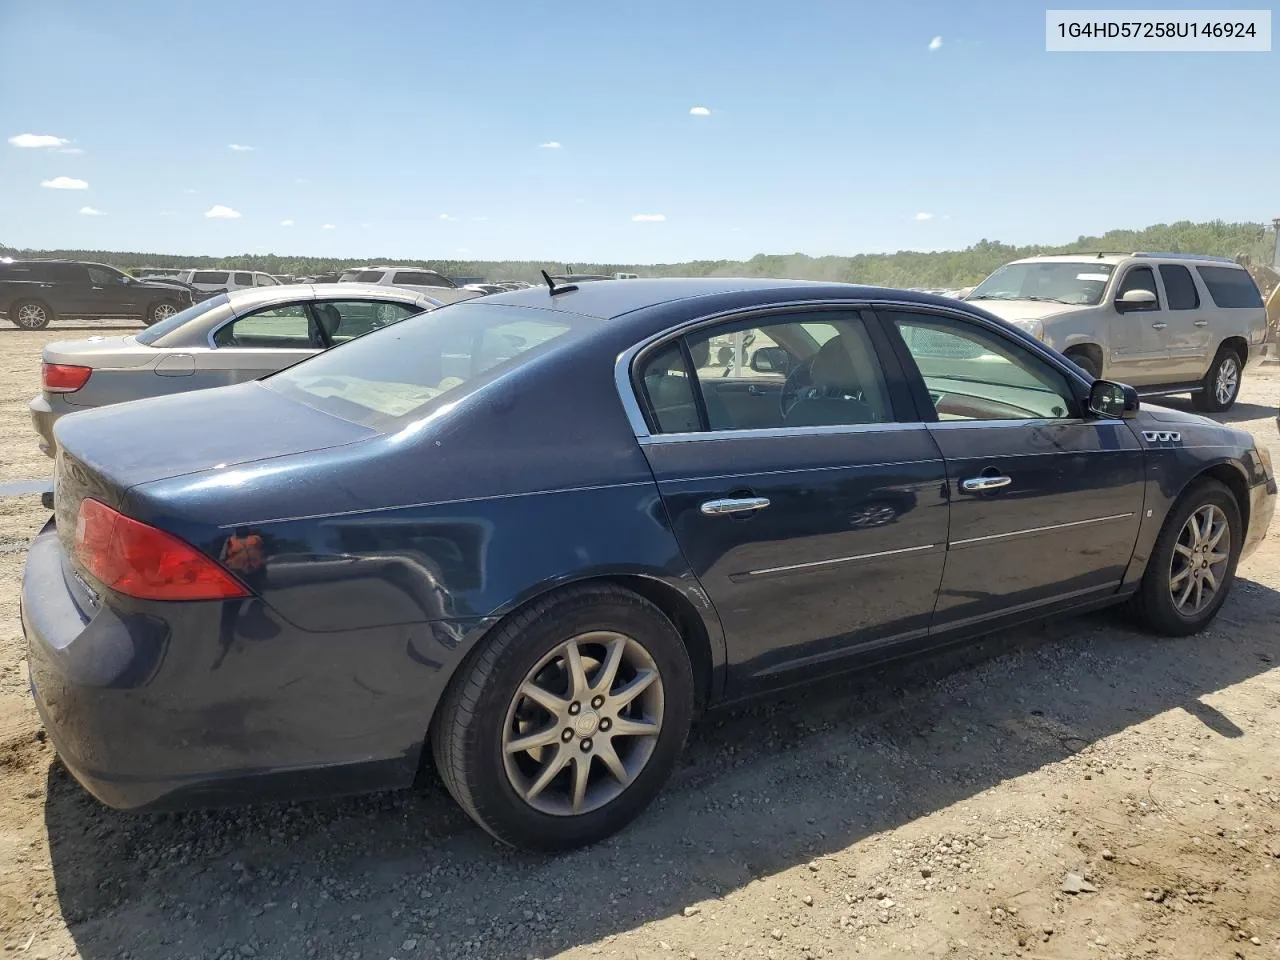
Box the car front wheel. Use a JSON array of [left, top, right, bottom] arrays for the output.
[[146, 300, 180, 326], [432, 584, 694, 851], [1192, 348, 1242, 412], [1130, 478, 1241, 636]]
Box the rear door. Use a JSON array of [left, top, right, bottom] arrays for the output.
[[51, 263, 96, 318], [86, 264, 140, 317], [881, 308, 1146, 630], [633, 307, 949, 696], [1157, 263, 1212, 380], [1107, 264, 1169, 385]]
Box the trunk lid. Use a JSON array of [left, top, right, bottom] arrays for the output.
[[43, 335, 156, 370]]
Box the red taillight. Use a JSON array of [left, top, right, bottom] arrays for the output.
[[74, 498, 250, 601], [43, 362, 93, 393]]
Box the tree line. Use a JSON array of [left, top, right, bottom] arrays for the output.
[[3, 219, 1275, 291]]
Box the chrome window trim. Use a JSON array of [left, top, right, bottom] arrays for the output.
[[205, 292, 427, 349], [739, 543, 937, 580], [637, 420, 917, 445], [614, 297, 1093, 440], [949, 512, 1135, 547]]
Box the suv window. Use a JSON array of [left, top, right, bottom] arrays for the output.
[[313, 299, 422, 343], [391, 270, 455, 287], [353, 270, 386, 282], [193, 271, 229, 285], [87, 265, 124, 285], [213, 303, 318, 349], [889, 312, 1075, 421], [1159, 264, 1200, 310], [254, 273, 277, 287], [1196, 266, 1263, 308], [640, 312, 893, 433], [1117, 266, 1161, 309], [233, 272, 253, 286]]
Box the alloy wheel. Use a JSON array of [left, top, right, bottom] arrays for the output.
[[1169, 504, 1230, 617], [152, 303, 177, 322], [502, 631, 664, 816], [16, 304, 47, 329], [1215, 357, 1239, 406]]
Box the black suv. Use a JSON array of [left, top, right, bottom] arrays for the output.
[[0, 260, 195, 329]]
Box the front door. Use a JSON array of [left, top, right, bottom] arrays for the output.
[[634, 308, 949, 695], [86, 264, 141, 318], [882, 310, 1147, 630], [1107, 264, 1169, 385], [187, 302, 323, 388]]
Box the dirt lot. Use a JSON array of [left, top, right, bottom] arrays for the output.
[[1, 325, 1278, 960]]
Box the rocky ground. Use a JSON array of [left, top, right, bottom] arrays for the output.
[[0, 325, 1278, 960]]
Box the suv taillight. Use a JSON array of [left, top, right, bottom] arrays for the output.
[[74, 498, 250, 601], [42, 363, 92, 393]]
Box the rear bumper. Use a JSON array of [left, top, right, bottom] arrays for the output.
[[29, 395, 58, 458], [1242, 478, 1276, 562], [22, 520, 484, 811]]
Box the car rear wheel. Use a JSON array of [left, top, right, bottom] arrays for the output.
[[1065, 348, 1101, 380], [1192, 348, 1242, 412], [431, 584, 694, 851], [11, 299, 53, 330], [146, 300, 179, 326], [1129, 478, 1241, 636]]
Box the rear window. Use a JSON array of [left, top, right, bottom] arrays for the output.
[[135, 294, 230, 345], [353, 270, 386, 282], [391, 270, 456, 287], [1195, 266, 1263, 308], [1159, 264, 1200, 310], [265, 303, 580, 430], [193, 271, 229, 285]]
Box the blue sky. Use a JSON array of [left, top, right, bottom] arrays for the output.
[[1, 0, 1276, 263]]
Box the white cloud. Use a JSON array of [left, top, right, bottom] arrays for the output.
[[539, 141, 562, 149], [928, 35, 943, 51], [438, 213, 458, 221], [183, 188, 196, 194], [280, 219, 294, 226], [228, 143, 254, 152], [689, 106, 712, 116], [914, 211, 935, 221], [204, 204, 242, 219], [41, 176, 88, 189], [58, 147, 84, 155], [78, 206, 105, 216], [321, 223, 336, 230], [9, 133, 68, 148], [471, 216, 488, 222], [295, 177, 309, 184], [631, 213, 666, 222], [159, 211, 176, 217], [360, 222, 370, 228]]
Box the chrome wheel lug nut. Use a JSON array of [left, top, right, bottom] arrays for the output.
[[600, 718, 611, 732], [591, 695, 604, 709], [561, 728, 574, 742], [580, 738, 592, 752], [568, 702, 580, 716]]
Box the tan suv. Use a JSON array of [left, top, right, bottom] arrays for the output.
[[965, 252, 1271, 411]]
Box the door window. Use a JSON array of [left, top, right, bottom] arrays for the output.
[[193, 271, 229, 285], [253, 273, 277, 287], [213, 303, 318, 348], [638, 312, 894, 433], [1116, 266, 1162, 309], [1158, 264, 1200, 310], [889, 313, 1075, 421], [313, 300, 422, 343], [233, 272, 253, 287], [392, 270, 454, 287], [86, 265, 125, 285]]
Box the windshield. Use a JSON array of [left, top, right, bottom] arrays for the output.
[[134, 293, 230, 344], [265, 303, 580, 430], [968, 262, 1115, 306]]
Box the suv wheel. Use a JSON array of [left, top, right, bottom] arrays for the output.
[[432, 584, 695, 851], [146, 301, 179, 326], [1192, 348, 1241, 412], [1065, 349, 1101, 380], [12, 300, 53, 330]]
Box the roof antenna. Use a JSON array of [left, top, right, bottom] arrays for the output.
[[540, 269, 578, 296]]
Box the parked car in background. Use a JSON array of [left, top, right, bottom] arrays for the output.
[[1, 260, 195, 329], [463, 283, 509, 295], [131, 267, 188, 280], [21, 279, 1275, 851], [28, 283, 439, 456], [338, 265, 479, 305], [965, 252, 1271, 411], [167, 269, 282, 296]]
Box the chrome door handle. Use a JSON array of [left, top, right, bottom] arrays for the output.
[[700, 497, 770, 516], [1193, 319, 1209, 326], [1151, 322, 1168, 330], [960, 475, 1012, 493]]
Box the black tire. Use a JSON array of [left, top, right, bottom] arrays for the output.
[[145, 300, 180, 327], [10, 299, 53, 330], [1065, 349, 1101, 380], [431, 584, 695, 852], [1191, 347, 1242, 413], [1128, 478, 1242, 636]]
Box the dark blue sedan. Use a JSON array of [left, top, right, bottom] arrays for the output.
[[22, 278, 1276, 850]]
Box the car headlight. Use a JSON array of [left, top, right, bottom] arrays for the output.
[[1012, 318, 1044, 340]]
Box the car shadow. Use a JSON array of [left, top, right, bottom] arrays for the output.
[[1153, 395, 1275, 424], [44, 579, 1280, 960], [0, 323, 139, 334]]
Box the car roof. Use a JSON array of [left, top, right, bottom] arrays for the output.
[[220, 283, 430, 310], [1008, 252, 1246, 269], [472, 276, 965, 320]]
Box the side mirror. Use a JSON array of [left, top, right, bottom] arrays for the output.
[[1088, 379, 1140, 419], [1115, 289, 1157, 312], [749, 346, 791, 374]]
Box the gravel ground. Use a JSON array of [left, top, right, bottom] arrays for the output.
[[1, 326, 1279, 960]]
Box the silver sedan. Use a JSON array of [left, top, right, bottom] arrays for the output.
[[30, 283, 442, 456]]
